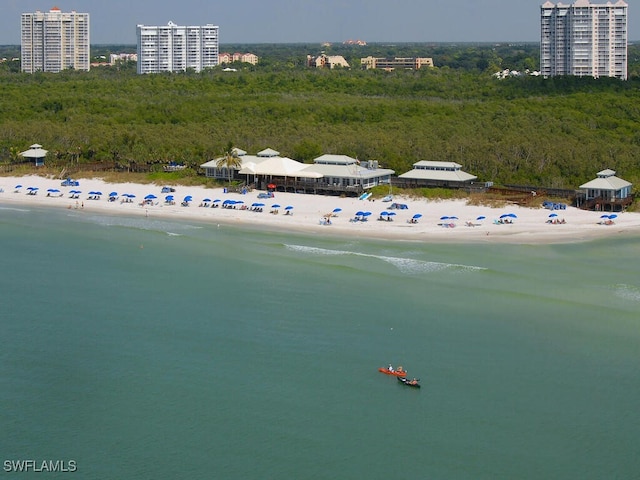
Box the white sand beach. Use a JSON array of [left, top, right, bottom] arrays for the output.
[[2, 174, 639, 244]]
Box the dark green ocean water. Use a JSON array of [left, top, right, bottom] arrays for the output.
[[1, 205, 639, 479]]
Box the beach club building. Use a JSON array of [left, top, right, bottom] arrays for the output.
[[397, 161, 477, 188], [302, 154, 394, 194], [201, 148, 322, 191], [201, 149, 394, 195], [576, 169, 633, 212]]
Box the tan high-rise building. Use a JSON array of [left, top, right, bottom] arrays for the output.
[[540, 0, 627, 80], [21, 7, 90, 73]]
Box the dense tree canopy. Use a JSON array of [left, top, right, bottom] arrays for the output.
[[1, 43, 639, 189]]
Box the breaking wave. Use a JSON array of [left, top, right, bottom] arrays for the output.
[[613, 284, 640, 302], [284, 244, 486, 275]]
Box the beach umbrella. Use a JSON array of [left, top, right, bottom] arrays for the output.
[[235, 200, 244, 204], [145, 194, 157, 200], [549, 213, 558, 218], [508, 213, 518, 218], [332, 208, 342, 213], [94, 191, 102, 196], [608, 214, 618, 219], [127, 193, 135, 198], [47, 188, 59, 193], [213, 199, 221, 203], [109, 191, 118, 197], [285, 206, 294, 210], [165, 195, 174, 201], [183, 195, 193, 202], [413, 214, 423, 219], [362, 211, 372, 217], [380, 211, 389, 216], [476, 215, 486, 221], [15, 184, 22, 189], [355, 211, 365, 216], [202, 198, 212, 203], [387, 212, 396, 216], [272, 204, 281, 208], [440, 216, 450, 220], [600, 214, 610, 218]]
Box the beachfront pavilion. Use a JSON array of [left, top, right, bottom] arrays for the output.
[[576, 169, 633, 212], [238, 155, 323, 189], [397, 161, 477, 188], [299, 154, 395, 195], [19, 144, 48, 167], [201, 147, 324, 191]]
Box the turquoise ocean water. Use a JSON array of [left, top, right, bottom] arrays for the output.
[[1, 204, 639, 479]]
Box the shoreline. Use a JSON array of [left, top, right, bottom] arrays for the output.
[[2, 174, 640, 244]]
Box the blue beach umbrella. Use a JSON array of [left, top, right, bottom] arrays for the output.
[[15, 184, 22, 189], [608, 214, 618, 219], [202, 198, 212, 203], [387, 211, 396, 216], [165, 195, 174, 201], [362, 211, 372, 217], [213, 199, 221, 203], [285, 206, 294, 210], [355, 211, 365, 216], [183, 196, 193, 202], [600, 214, 610, 218], [109, 191, 118, 197], [549, 213, 558, 217], [380, 211, 389, 216], [94, 191, 102, 196], [272, 204, 281, 208], [476, 215, 486, 221], [508, 213, 518, 218], [47, 188, 59, 193], [412, 214, 423, 219], [332, 208, 342, 213], [440, 216, 450, 220], [449, 216, 458, 220], [145, 194, 157, 200]]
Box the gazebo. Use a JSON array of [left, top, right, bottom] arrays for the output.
[[20, 144, 48, 166]]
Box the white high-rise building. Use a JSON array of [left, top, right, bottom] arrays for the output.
[[21, 7, 90, 73], [540, 0, 628, 80], [136, 22, 219, 74]]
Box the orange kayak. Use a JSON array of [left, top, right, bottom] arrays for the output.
[[378, 367, 407, 377]]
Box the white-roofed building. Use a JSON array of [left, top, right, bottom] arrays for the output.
[[397, 161, 477, 188], [301, 154, 394, 194], [577, 169, 633, 211], [201, 147, 321, 191], [201, 149, 394, 195], [20, 143, 48, 166]]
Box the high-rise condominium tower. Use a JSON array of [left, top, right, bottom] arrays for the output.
[[540, 0, 627, 80], [21, 7, 90, 73], [136, 22, 219, 74]]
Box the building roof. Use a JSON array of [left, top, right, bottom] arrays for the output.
[[302, 162, 394, 179], [579, 170, 631, 190], [239, 156, 322, 178], [313, 154, 357, 165], [20, 144, 48, 158]]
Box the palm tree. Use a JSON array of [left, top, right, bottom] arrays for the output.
[[216, 141, 242, 183]]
